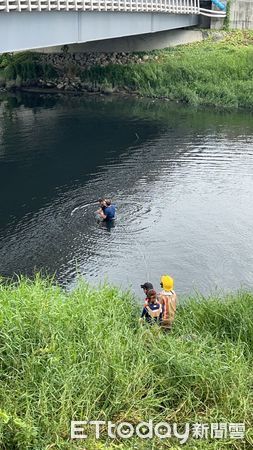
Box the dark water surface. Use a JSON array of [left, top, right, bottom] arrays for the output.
[[0, 93, 253, 297]]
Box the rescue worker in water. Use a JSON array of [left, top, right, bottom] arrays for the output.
[[96, 198, 116, 221]]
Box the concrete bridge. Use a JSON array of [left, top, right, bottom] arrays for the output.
[[0, 0, 226, 53]]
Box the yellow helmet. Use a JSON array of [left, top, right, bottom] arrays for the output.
[[160, 275, 174, 291]]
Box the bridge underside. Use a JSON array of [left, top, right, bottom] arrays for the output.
[[0, 11, 198, 53]]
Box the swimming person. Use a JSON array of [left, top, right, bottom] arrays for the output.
[[158, 275, 177, 332]]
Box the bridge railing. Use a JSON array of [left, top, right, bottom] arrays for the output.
[[0, 0, 200, 13]]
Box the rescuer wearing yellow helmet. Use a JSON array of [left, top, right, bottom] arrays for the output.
[[158, 275, 177, 332]]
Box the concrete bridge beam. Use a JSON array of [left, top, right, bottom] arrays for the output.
[[0, 11, 199, 53]]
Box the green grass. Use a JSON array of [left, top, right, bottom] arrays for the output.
[[0, 276, 252, 449], [80, 35, 253, 110], [1, 31, 253, 109], [0, 52, 56, 82]]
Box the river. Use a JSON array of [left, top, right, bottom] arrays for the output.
[[0, 92, 253, 297]]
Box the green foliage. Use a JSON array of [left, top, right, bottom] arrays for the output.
[[0, 277, 252, 449], [221, 30, 253, 46], [2, 33, 253, 109], [80, 36, 253, 110], [0, 53, 13, 69], [223, 0, 231, 30], [1, 52, 57, 82]]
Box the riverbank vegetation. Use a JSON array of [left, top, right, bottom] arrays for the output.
[[81, 31, 253, 109], [0, 276, 252, 449], [1, 31, 253, 110], [0, 52, 56, 89]]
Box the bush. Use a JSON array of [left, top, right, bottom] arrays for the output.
[[79, 35, 253, 110], [2, 52, 57, 82]]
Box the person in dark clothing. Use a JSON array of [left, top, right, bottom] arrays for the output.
[[140, 282, 154, 305], [140, 289, 162, 325]]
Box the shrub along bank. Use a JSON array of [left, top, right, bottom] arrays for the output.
[[1, 31, 253, 110], [79, 31, 253, 110], [0, 276, 252, 449]]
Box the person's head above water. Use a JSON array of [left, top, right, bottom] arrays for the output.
[[160, 275, 174, 291], [141, 282, 153, 294]]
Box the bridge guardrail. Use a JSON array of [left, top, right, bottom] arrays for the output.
[[0, 0, 200, 13]]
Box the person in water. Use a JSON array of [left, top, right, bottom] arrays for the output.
[[98, 199, 116, 221], [140, 282, 154, 305], [96, 198, 106, 216], [158, 275, 177, 332], [140, 289, 162, 325]]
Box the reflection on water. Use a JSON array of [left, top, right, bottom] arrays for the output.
[[0, 93, 253, 297]]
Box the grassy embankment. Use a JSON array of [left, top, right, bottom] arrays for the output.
[[1, 31, 253, 109], [81, 31, 253, 109], [0, 276, 253, 449]]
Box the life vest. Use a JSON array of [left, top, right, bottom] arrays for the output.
[[159, 290, 177, 328], [145, 301, 162, 319]]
